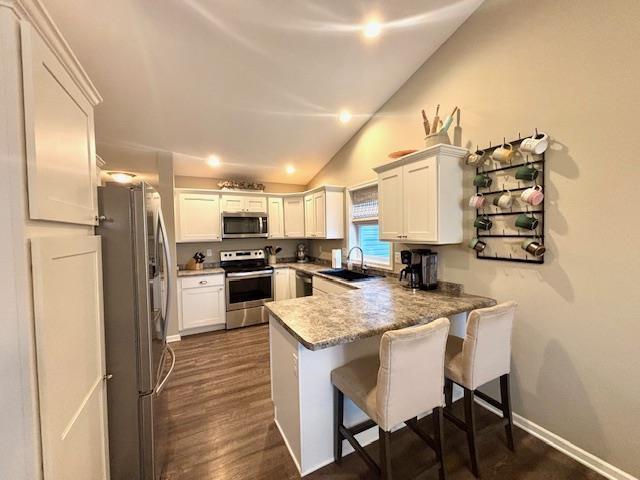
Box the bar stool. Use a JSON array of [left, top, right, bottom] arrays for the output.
[[443, 301, 518, 478], [331, 318, 451, 480]]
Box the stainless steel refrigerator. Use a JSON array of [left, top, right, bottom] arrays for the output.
[[97, 183, 174, 480]]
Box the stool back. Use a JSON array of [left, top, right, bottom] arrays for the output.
[[376, 317, 450, 431], [463, 301, 517, 389]]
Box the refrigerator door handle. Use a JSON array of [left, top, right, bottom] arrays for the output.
[[155, 345, 175, 395], [157, 208, 173, 337]]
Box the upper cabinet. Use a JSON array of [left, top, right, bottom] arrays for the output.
[[21, 22, 101, 226], [283, 196, 305, 238], [175, 191, 221, 242], [375, 144, 467, 244], [221, 194, 267, 213], [304, 187, 344, 239], [268, 197, 285, 239]]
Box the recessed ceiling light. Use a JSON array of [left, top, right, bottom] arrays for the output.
[[207, 154, 221, 167], [338, 110, 352, 123], [108, 171, 136, 184], [286, 165, 296, 174], [363, 21, 382, 38]]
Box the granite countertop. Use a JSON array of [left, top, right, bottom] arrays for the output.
[[177, 267, 225, 277], [266, 263, 496, 351]]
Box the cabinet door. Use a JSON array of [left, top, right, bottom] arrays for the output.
[[177, 192, 220, 242], [378, 166, 404, 240], [221, 195, 246, 213], [268, 197, 285, 238], [180, 285, 225, 330], [304, 194, 316, 238], [31, 236, 109, 479], [284, 197, 305, 238], [246, 196, 267, 213], [403, 157, 438, 242], [21, 23, 98, 225], [313, 191, 326, 238], [274, 268, 290, 300]]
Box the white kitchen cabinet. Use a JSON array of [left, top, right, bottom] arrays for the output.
[[175, 191, 221, 242], [21, 23, 98, 226], [274, 268, 291, 301], [284, 196, 305, 238], [304, 187, 344, 239], [374, 144, 467, 244], [221, 194, 267, 213], [179, 274, 226, 333], [268, 197, 285, 239], [312, 276, 353, 295]]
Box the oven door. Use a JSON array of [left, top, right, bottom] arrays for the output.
[[226, 271, 274, 311], [222, 213, 268, 238]]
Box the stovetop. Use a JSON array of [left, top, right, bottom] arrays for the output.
[[220, 249, 271, 274], [221, 264, 273, 274]]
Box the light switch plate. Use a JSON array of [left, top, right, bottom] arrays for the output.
[[206, 249, 213, 257], [394, 252, 401, 264]]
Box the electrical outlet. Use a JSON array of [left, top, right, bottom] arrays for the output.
[[394, 252, 401, 264], [206, 249, 213, 257]]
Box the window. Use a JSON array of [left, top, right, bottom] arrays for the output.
[[348, 183, 392, 269]]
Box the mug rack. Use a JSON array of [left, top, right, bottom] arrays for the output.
[[473, 130, 547, 264]]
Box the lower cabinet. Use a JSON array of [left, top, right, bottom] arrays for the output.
[[178, 274, 226, 334], [274, 268, 291, 301]]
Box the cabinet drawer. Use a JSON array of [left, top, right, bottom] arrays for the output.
[[180, 274, 224, 289]]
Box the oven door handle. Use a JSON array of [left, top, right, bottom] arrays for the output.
[[226, 271, 273, 279]]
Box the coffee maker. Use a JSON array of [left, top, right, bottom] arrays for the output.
[[399, 249, 438, 290]]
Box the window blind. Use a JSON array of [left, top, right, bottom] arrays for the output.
[[351, 186, 378, 220]]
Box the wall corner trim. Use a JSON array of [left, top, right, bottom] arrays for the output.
[[475, 399, 638, 480]]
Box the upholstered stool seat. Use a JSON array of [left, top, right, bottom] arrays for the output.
[[443, 301, 518, 478], [332, 318, 451, 480]]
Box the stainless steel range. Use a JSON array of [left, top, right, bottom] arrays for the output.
[[221, 249, 274, 329]]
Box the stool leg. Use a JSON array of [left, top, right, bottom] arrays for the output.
[[432, 407, 448, 480], [333, 386, 344, 463], [463, 388, 480, 478], [379, 428, 393, 480], [444, 378, 453, 408], [500, 374, 515, 452]]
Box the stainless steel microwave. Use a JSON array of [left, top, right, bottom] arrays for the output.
[[222, 212, 268, 238]]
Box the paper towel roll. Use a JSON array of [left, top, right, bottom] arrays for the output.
[[332, 249, 342, 268]]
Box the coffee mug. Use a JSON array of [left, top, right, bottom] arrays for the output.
[[520, 185, 544, 206], [493, 192, 513, 209], [469, 237, 487, 252], [467, 149, 488, 167], [515, 164, 539, 181], [515, 214, 539, 230], [469, 193, 486, 209], [474, 215, 493, 230], [492, 142, 514, 163], [473, 174, 492, 188], [520, 132, 550, 155], [522, 238, 546, 256]]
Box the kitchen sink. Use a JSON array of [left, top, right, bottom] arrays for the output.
[[318, 269, 376, 282]]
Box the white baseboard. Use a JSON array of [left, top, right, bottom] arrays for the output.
[[274, 418, 302, 474], [166, 334, 181, 343], [475, 398, 637, 480]]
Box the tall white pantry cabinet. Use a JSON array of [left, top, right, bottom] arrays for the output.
[[0, 2, 108, 479]]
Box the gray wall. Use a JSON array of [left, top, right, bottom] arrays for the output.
[[308, 0, 640, 475]]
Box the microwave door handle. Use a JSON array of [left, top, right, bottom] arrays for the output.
[[259, 216, 263, 234]]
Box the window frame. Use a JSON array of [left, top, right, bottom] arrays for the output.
[[346, 180, 393, 271]]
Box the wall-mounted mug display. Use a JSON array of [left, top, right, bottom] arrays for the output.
[[473, 173, 492, 188], [520, 132, 550, 155], [474, 215, 493, 230], [492, 142, 514, 163], [469, 237, 487, 252], [469, 193, 486, 209], [515, 213, 539, 230], [520, 185, 544, 206], [515, 164, 539, 181], [493, 192, 513, 209], [522, 238, 546, 257], [467, 149, 488, 167]]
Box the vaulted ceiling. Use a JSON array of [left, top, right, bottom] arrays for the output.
[[45, 0, 482, 184]]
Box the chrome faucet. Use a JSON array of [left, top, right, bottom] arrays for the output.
[[346, 246, 366, 271]]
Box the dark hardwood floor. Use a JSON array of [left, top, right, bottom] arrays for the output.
[[163, 325, 603, 480]]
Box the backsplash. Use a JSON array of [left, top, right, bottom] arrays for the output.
[[176, 238, 306, 266]]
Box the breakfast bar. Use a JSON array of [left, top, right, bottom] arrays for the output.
[[266, 270, 495, 476]]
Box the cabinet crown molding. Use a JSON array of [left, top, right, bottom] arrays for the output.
[[373, 144, 468, 174], [174, 184, 345, 197], [1, 0, 102, 105]]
